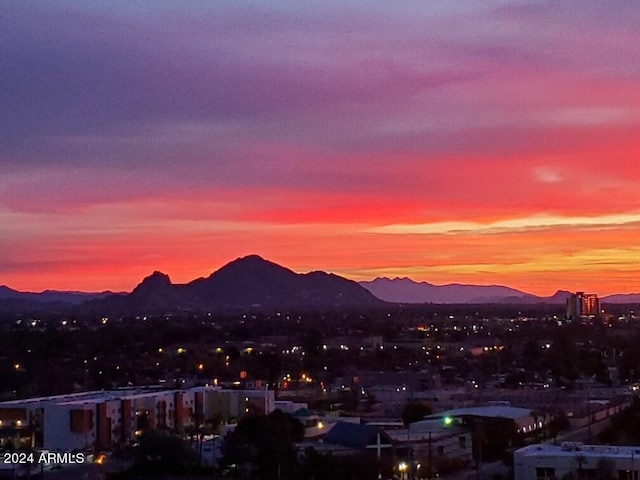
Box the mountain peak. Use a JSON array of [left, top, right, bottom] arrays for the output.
[[238, 254, 266, 262], [180, 255, 382, 310], [211, 254, 292, 277], [0, 285, 20, 300], [133, 271, 172, 291]]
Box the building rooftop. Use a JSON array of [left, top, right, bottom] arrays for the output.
[[0, 385, 227, 408], [516, 443, 640, 459], [323, 421, 392, 449], [426, 405, 533, 421], [386, 426, 464, 443]]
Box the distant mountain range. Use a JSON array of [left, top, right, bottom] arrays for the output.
[[359, 278, 568, 304], [1, 255, 639, 314], [0, 285, 116, 305], [0, 255, 381, 314], [358, 277, 640, 304]]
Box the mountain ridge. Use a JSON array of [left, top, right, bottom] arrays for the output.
[[84, 255, 383, 314], [358, 277, 636, 305], [1, 257, 639, 312]]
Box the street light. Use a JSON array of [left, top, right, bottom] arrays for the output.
[[399, 462, 408, 480]]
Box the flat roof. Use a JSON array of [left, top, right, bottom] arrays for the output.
[[0, 389, 165, 407], [0, 387, 171, 405], [426, 406, 533, 420], [516, 444, 640, 459], [0, 386, 229, 408], [386, 427, 463, 443]]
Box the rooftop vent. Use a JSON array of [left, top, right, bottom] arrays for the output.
[[561, 442, 583, 451]]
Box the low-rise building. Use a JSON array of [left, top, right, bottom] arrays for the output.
[[0, 385, 274, 451], [514, 443, 640, 480], [426, 405, 541, 434], [385, 418, 473, 474]]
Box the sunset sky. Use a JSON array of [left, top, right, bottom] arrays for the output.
[[2, 1, 639, 295]]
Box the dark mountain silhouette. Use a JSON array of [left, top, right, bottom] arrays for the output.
[[88, 255, 384, 314], [359, 277, 574, 304], [602, 293, 640, 304], [467, 290, 573, 305], [1, 257, 637, 314], [125, 271, 185, 311], [0, 285, 115, 304]]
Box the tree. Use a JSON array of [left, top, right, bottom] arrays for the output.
[[546, 331, 579, 385], [548, 410, 570, 441], [401, 401, 433, 425], [221, 410, 304, 479], [597, 425, 619, 445], [522, 340, 542, 369], [474, 418, 518, 461], [132, 430, 197, 476]]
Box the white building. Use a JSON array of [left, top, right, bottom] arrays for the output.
[[385, 418, 473, 465], [514, 443, 640, 480], [425, 405, 542, 435], [0, 385, 274, 452]]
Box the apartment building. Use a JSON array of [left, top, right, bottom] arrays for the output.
[[0, 385, 274, 451]]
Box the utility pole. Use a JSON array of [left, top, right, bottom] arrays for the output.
[[376, 432, 383, 480], [476, 420, 483, 480], [587, 387, 592, 443], [428, 431, 432, 480], [407, 422, 413, 480]]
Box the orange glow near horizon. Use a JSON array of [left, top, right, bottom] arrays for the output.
[[3, 200, 640, 296], [2, 2, 640, 298]]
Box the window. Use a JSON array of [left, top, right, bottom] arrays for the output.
[[459, 436, 467, 449], [536, 467, 555, 480], [618, 471, 639, 480], [437, 446, 445, 456]]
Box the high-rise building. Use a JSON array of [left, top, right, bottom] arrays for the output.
[[566, 292, 600, 319]]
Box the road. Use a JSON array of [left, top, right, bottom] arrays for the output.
[[17, 454, 132, 480]]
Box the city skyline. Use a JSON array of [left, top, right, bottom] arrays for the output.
[[3, 1, 640, 295]]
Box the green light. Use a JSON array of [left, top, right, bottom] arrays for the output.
[[443, 416, 454, 426]]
